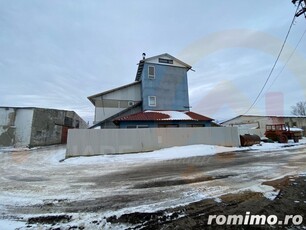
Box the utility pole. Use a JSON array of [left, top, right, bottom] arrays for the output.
[[292, 0, 306, 18]]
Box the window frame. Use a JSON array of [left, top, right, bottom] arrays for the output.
[[148, 96, 156, 107], [158, 58, 173, 64], [148, 66, 155, 79]]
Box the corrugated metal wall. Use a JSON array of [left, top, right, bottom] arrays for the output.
[[66, 127, 240, 157]]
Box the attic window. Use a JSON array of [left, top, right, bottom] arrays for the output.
[[159, 58, 173, 64], [148, 66, 155, 79]]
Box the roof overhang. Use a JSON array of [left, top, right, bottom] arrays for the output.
[[87, 81, 141, 105], [135, 53, 192, 81], [114, 110, 213, 124]]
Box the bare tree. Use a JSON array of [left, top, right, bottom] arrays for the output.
[[291, 101, 306, 116]]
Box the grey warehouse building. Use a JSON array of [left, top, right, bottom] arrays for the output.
[[0, 107, 88, 147]]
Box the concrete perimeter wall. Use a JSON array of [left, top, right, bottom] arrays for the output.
[[66, 127, 240, 157]]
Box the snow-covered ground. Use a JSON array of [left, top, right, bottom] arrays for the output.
[[67, 141, 306, 163], [0, 140, 306, 229]]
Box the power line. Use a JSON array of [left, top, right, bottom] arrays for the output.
[[243, 2, 302, 115], [263, 28, 306, 93], [292, 0, 306, 17]]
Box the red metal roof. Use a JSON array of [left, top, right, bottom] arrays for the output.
[[114, 111, 213, 122], [185, 111, 213, 121]]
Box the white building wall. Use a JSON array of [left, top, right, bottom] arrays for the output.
[[101, 83, 141, 100], [95, 108, 124, 124], [93, 83, 141, 123], [14, 109, 34, 147]]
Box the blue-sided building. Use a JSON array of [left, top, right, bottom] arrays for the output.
[[136, 53, 190, 111], [88, 53, 214, 128]]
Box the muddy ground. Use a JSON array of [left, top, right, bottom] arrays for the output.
[[22, 175, 306, 229], [106, 175, 306, 229], [1, 145, 305, 229]]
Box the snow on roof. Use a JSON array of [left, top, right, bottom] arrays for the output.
[[288, 127, 303, 132], [149, 111, 191, 120], [114, 110, 213, 122]]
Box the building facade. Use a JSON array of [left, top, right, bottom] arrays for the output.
[[221, 115, 306, 136], [88, 53, 213, 128], [0, 107, 88, 147], [88, 82, 142, 127], [136, 55, 190, 111]]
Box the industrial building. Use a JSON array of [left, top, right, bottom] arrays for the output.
[[88, 53, 213, 128], [221, 114, 306, 136], [0, 107, 88, 147]]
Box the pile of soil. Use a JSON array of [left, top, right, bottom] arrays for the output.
[[108, 175, 306, 229]]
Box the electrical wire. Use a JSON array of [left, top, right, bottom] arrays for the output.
[[263, 28, 306, 93], [243, 2, 302, 115]]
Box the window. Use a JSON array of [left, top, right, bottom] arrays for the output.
[[187, 124, 205, 127], [148, 96, 156, 107], [148, 66, 155, 79], [158, 58, 173, 64], [137, 125, 149, 128], [158, 124, 179, 128], [126, 125, 149, 129]]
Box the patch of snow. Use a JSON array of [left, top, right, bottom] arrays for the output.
[[0, 219, 26, 230], [48, 148, 66, 164], [286, 126, 303, 132], [145, 110, 193, 120], [76, 189, 216, 222], [0, 147, 35, 153], [263, 190, 280, 201], [63, 144, 238, 165], [241, 184, 279, 200], [245, 141, 306, 152]]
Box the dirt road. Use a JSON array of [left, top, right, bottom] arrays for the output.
[[0, 144, 306, 229]]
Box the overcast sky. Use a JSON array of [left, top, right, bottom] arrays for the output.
[[1, 0, 306, 124]]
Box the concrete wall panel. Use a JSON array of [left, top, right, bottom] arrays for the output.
[[14, 109, 34, 147], [0, 108, 16, 146]]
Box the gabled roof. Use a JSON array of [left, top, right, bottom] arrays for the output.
[[185, 111, 213, 121], [87, 81, 141, 105], [221, 114, 306, 124], [135, 53, 192, 81], [144, 53, 192, 68], [114, 110, 213, 123]]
